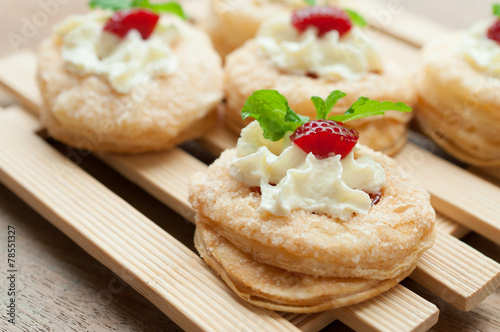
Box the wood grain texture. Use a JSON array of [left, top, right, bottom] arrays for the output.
[[332, 285, 439, 332]]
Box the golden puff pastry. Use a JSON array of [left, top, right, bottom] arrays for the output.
[[224, 41, 416, 156], [195, 222, 416, 313], [416, 37, 500, 166], [37, 15, 223, 154], [189, 144, 435, 312], [199, 0, 337, 58]]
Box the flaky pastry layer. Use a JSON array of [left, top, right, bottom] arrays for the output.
[[416, 36, 500, 166], [199, 0, 337, 58], [37, 17, 223, 154], [195, 222, 416, 313]]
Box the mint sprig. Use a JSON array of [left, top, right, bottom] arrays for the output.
[[493, 4, 500, 17], [345, 9, 367, 28], [329, 97, 412, 122], [303, 0, 315, 5], [241, 90, 412, 141], [89, 0, 186, 20], [242, 90, 308, 141], [311, 90, 347, 120]]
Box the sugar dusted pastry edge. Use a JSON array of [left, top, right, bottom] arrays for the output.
[[189, 145, 436, 281], [37, 17, 223, 154]]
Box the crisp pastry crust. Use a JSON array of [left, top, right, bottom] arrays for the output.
[[224, 41, 416, 156], [195, 222, 416, 313], [189, 145, 436, 281], [199, 0, 337, 58], [416, 36, 500, 166], [37, 17, 223, 154]]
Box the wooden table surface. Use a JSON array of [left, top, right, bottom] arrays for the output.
[[0, 1, 499, 331]]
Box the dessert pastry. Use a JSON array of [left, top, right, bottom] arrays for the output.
[[200, 0, 337, 58], [224, 6, 416, 156], [37, 1, 223, 153], [190, 90, 436, 313], [416, 4, 500, 166]]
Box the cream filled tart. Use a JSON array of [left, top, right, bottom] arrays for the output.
[[224, 6, 416, 156], [37, 2, 223, 153], [200, 0, 337, 58], [189, 90, 436, 313], [416, 5, 500, 166]]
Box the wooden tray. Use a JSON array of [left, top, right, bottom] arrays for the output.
[[0, 1, 499, 331]]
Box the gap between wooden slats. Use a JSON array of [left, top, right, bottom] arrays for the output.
[[0, 115, 301, 332]]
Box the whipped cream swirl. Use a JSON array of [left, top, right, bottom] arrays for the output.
[[460, 20, 500, 77], [55, 11, 180, 93], [230, 121, 386, 220], [256, 15, 384, 80]]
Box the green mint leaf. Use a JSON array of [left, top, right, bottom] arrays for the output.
[[311, 90, 347, 120], [242, 90, 308, 141], [494, 4, 500, 17], [324, 90, 347, 116], [149, 2, 186, 19], [89, 0, 186, 20], [303, 0, 316, 5], [89, 0, 133, 10], [311, 96, 327, 119], [329, 97, 412, 122], [345, 9, 367, 27], [132, 0, 186, 19]]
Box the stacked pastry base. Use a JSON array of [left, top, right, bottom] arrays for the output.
[[416, 37, 500, 166], [189, 146, 436, 313]]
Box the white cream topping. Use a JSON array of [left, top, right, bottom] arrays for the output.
[[256, 15, 383, 80], [230, 122, 386, 220], [460, 20, 500, 77], [55, 11, 180, 93]]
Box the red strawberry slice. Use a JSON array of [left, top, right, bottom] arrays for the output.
[[291, 6, 352, 37], [487, 19, 500, 43], [290, 120, 359, 159], [104, 9, 160, 40]]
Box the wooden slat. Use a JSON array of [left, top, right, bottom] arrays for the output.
[[412, 232, 500, 312], [0, 51, 41, 112], [394, 143, 500, 245], [332, 285, 439, 332], [0, 112, 301, 332]]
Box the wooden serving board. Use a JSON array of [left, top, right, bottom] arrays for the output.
[[0, 1, 499, 331]]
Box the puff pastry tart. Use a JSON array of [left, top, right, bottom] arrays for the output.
[[37, 2, 223, 154], [416, 5, 500, 166], [190, 90, 436, 313], [224, 6, 416, 156], [200, 0, 337, 58]]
